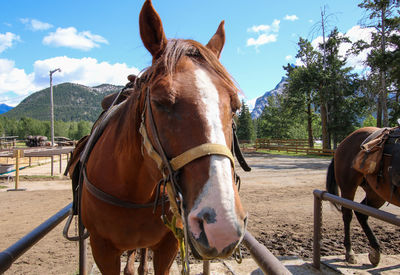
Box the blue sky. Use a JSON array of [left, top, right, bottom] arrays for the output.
[[0, 0, 370, 107]]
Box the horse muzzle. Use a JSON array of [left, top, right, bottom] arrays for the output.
[[187, 210, 247, 259]]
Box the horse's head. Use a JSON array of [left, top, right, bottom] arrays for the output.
[[138, 0, 247, 260]]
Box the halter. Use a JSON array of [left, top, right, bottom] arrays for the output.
[[139, 87, 235, 197], [65, 77, 250, 274], [140, 87, 239, 273]]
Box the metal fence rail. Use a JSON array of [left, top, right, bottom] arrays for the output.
[[0, 203, 72, 274], [1, 202, 291, 275], [243, 231, 291, 275], [313, 189, 400, 270]]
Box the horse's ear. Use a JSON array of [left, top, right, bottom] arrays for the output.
[[206, 21, 225, 59], [139, 0, 167, 59]]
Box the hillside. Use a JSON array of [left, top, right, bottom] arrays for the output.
[[0, 104, 13, 114], [2, 82, 123, 122]]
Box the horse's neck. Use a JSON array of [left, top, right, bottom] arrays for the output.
[[109, 95, 161, 200]]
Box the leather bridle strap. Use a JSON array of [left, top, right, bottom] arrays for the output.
[[82, 165, 162, 209], [140, 88, 235, 177], [170, 143, 234, 170]]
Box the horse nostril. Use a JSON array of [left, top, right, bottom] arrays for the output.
[[197, 217, 204, 232], [197, 207, 217, 224]]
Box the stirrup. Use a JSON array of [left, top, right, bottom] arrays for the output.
[[63, 212, 90, 241]]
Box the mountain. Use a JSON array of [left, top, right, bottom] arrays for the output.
[[2, 82, 123, 122], [0, 104, 13, 114], [250, 77, 287, 119]]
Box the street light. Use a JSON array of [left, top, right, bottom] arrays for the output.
[[49, 68, 61, 147]]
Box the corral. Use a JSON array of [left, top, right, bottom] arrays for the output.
[[1, 152, 400, 274]]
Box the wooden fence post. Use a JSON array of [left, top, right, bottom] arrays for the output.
[[59, 154, 62, 174], [51, 156, 54, 176], [7, 150, 26, 191]]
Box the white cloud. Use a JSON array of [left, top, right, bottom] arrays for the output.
[[33, 56, 139, 87], [0, 56, 140, 106], [247, 34, 277, 47], [43, 27, 108, 51], [285, 55, 293, 61], [247, 19, 280, 49], [311, 36, 324, 50], [0, 59, 36, 99], [20, 18, 53, 31], [247, 20, 279, 33], [295, 58, 304, 67], [284, 15, 299, 21], [0, 32, 20, 53], [341, 25, 374, 70]]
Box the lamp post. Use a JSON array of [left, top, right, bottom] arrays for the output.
[[49, 68, 61, 147]]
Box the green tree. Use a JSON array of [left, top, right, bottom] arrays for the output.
[[74, 121, 92, 140], [355, 0, 400, 127], [54, 120, 69, 137], [236, 101, 254, 141], [363, 114, 378, 127], [283, 37, 321, 147], [322, 28, 362, 146], [257, 94, 293, 139]]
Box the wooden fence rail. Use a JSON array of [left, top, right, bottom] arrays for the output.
[[255, 138, 335, 156]]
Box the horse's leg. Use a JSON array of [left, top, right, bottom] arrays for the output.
[[124, 250, 136, 275], [335, 166, 363, 264], [152, 232, 178, 275], [355, 186, 385, 266], [122, 248, 148, 275], [90, 234, 122, 275], [340, 180, 361, 264], [342, 206, 356, 264], [138, 248, 149, 275]]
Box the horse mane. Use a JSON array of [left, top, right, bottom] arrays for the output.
[[142, 39, 241, 98], [114, 39, 241, 154]]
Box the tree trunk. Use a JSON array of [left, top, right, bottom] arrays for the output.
[[381, 71, 388, 127], [307, 102, 314, 148], [381, 5, 388, 127], [320, 102, 329, 150], [377, 94, 382, 128]]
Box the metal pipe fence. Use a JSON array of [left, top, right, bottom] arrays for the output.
[[1, 203, 291, 275], [313, 189, 400, 270], [0, 203, 72, 274], [243, 231, 291, 275]]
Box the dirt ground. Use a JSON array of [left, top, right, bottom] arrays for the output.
[[1, 153, 400, 274]]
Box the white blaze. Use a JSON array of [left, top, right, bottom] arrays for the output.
[[189, 68, 238, 252]]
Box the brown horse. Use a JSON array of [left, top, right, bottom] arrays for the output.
[[326, 126, 400, 266], [73, 1, 247, 274]]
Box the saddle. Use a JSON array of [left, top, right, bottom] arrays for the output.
[[352, 126, 399, 175]]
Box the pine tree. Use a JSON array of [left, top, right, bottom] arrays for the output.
[[355, 0, 400, 127], [283, 38, 321, 147], [236, 101, 254, 141]]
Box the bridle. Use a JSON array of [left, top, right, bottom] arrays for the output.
[[140, 86, 236, 208], [65, 74, 250, 274], [139, 86, 242, 273]]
